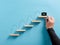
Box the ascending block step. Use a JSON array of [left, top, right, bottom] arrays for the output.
[[32, 20, 41, 23], [38, 16, 47, 18], [16, 29, 26, 32], [24, 25, 34, 28], [10, 34, 19, 36]]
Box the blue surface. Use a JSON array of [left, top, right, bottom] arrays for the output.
[[0, 0, 60, 45]]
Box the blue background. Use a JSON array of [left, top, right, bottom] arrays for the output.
[[0, 0, 60, 45]]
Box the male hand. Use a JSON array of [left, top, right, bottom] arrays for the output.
[[46, 16, 55, 29]]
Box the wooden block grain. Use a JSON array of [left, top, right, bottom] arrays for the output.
[[24, 25, 34, 27], [16, 29, 26, 32], [10, 34, 19, 36], [32, 20, 41, 22], [38, 16, 47, 18]]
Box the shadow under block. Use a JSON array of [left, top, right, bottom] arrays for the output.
[[16, 29, 26, 32], [24, 25, 34, 28], [32, 20, 41, 23], [10, 34, 19, 36], [38, 16, 47, 18]]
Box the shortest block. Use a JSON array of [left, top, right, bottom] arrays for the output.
[[38, 16, 47, 18], [16, 29, 26, 32], [32, 20, 41, 23], [10, 34, 19, 36], [24, 25, 34, 28]]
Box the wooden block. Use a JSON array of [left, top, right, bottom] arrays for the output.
[[24, 25, 34, 27], [38, 16, 47, 18], [10, 34, 19, 36], [16, 29, 26, 32], [32, 20, 41, 23]]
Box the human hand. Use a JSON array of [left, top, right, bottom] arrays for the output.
[[46, 16, 55, 29]]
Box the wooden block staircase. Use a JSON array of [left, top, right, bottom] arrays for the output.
[[10, 12, 47, 36]]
